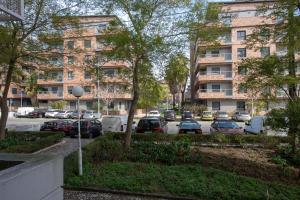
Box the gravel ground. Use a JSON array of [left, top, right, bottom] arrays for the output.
[[64, 190, 169, 200]]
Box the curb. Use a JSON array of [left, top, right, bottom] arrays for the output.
[[64, 186, 199, 200], [33, 139, 66, 154]]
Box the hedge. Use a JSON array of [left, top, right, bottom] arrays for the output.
[[107, 132, 291, 148], [0, 131, 64, 153]]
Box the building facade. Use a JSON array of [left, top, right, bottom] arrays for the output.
[[191, 0, 300, 113], [5, 15, 132, 114]]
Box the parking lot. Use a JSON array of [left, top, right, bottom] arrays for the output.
[[6, 117, 246, 134]]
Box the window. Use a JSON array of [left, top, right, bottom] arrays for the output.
[[222, 16, 231, 26], [84, 71, 91, 79], [260, 29, 270, 40], [238, 66, 247, 75], [108, 101, 114, 109], [12, 88, 17, 94], [51, 87, 58, 94], [237, 31, 246, 41], [211, 67, 220, 75], [108, 85, 115, 92], [237, 48, 246, 58], [237, 101, 246, 111], [67, 41, 74, 49], [212, 101, 220, 111], [84, 40, 91, 49], [212, 84, 220, 92], [84, 55, 92, 64], [67, 56, 74, 65], [96, 23, 107, 34], [86, 101, 93, 109], [238, 85, 247, 93], [260, 47, 270, 57], [68, 71, 74, 80], [211, 50, 220, 57], [67, 86, 73, 94], [103, 69, 116, 77], [84, 86, 91, 93]]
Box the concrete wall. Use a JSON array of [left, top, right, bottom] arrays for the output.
[[0, 154, 63, 200]]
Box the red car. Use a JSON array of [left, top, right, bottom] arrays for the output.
[[40, 119, 75, 135], [210, 120, 244, 134]]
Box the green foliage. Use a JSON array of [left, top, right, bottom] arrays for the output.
[[276, 144, 300, 167], [182, 103, 207, 115], [0, 131, 64, 153], [64, 161, 300, 200], [51, 100, 67, 110], [138, 76, 167, 109]]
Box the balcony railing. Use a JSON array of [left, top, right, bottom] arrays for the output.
[[198, 89, 233, 98], [198, 71, 232, 79], [37, 91, 63, 99], [199, 53, 232, 63]]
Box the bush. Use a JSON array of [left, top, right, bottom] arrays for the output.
[[276, 144, 300, 167]]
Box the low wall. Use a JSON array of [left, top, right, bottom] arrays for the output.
[[0, 153, 63, 200]]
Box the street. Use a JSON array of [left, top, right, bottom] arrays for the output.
[[6, 117, 246, 134]]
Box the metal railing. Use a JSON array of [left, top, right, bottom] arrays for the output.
[[199, 53, 232, 61], [199, 89, 233, 96], [38, 91, 63, 97], [198, 71, 232, 78]]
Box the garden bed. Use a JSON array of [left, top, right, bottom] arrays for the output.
[[0, 131, 64, 153], [64, 135, 300, 199]]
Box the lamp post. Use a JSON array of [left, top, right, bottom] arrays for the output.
[[95, 63, 101, 116], [72, 86, 84, 176], [20, 89, 23, 108]]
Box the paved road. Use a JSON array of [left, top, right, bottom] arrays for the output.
[[6, 117, 245, 134]]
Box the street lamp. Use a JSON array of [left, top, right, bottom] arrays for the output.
[[72, 86, 84, 176], [95, 63, 101, 117]]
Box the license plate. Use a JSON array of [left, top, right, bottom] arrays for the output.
[[187, 131, 194, 134], [145, 131, 152, 134]]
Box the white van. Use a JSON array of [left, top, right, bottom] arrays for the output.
[[244, 116, 287, 136], [15, 107, 35, 117], [102, 115, 128, 133]]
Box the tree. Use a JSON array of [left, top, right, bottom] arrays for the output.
[[97, 0, 188, 147], [100, 84, 120, 115], [24, 72, 41, 107], [165, 53, 189, 109], [239, 0, 300, 151], [51, 100, 67, 110], [138, 75, 167, 114], [0, 0, 85, 140]]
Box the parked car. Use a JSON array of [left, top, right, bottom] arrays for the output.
[[55, 110, 73, 119], [177, 120, 202, 134], [136, 117, 168, 134], [232, 111, 251, 121], [210, 120, 244, 135], [83, 110, 97, 119], [164, 110, 176, 121], [201, 111, 213, 121], [45, 109, 60, 118], [181, 111, 193, 120], [40, 119, 74, 134], [102, 115, 128, 133], [214, 111, 229, 120], [244, 116, 287, 136], [69, 111, 83, 119], [148, 110, 160, 117], [15, 107, 34, 118], [69, 119, 103, 138], [28, 109, 47, 118]]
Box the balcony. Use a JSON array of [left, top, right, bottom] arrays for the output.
[[197, 35, 231, 47], [38, 76, 63, 85], [197, 89, 233, 99], [37, 91, 63, 100], [197, 71, 232, 82], [198, 53, 232, 64]]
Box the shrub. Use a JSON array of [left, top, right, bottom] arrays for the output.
[[276, 144, 300, 167]]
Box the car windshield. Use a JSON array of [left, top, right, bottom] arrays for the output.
[[240, 112, 249, 115], [85, 111, 93, 114], [203, 111, 211, 115], [165, 110, 174, 114], [150, 111, 159, 114], [138, 119, 160, 128], [183, 112, 192, 117], [181, 122, 200, 129], [58, 111, 65, 113], [215, 121, 239, 129], [218, 112, 227, 115]]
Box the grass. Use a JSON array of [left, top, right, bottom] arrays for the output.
[[64, 157, 300, 200], [0, 131, 64, 153]]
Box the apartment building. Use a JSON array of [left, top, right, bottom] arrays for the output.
[[191, 0, 299, 113], [5, 15, 132, 114]]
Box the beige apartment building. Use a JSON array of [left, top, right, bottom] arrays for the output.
[[191, 0, 299, 113], [5, 15, 132, 114]]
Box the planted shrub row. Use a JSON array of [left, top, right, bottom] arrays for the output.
[[107, 132, 291, 148]]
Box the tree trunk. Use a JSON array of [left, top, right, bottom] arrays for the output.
[[172, 94, 176, 110], [125, 61, 140, 148], [0, 98, 8, 140]]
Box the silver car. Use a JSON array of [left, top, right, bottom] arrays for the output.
[[83, 110, 96, 119], [55, 110, 73, 119], [214, 111, 229, 120], [45, 109, 60, 118], [232, 111, 251, 121]]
